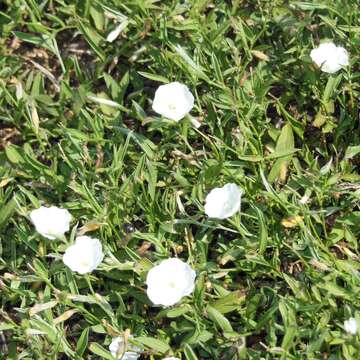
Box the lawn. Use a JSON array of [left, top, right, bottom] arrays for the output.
[[0, 0, 360, 359]]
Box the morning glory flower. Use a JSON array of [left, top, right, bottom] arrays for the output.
[[63, 236, 104, 274], [204, 183, 243, 220], [152, 82, 194, 121], [146, 258, 196, 307], [344, 317, 358, 335], [310, 42, 349, 74], [109, 335, 141, 360], [30, 206, 71, 240]]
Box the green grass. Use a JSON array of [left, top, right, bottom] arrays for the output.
[[1, 0, 360, 359]]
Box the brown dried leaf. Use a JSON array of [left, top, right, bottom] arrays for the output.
[[137, 241, 151, 256], [251, 50, 269, 61], [281, 215, 304, 228], [309, 259, 330, 271], [0, 177, 12, 188], [95, 144, 104, 169], [30, 101, 39, 134], [29, 300, 58, 316], [101, 319, 122, 337], [77, 221, 103, 236], [53, 309, 79, 325]]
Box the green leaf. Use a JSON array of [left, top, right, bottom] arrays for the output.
[[13, 32, 53, 52], [138, 71, 169, 83], [93, 92, 119, 116], [5, 144, 24, 164], [268, 123, 294, 183], [173, 44, 210, 82], [89, 5, 105, 31], [313, 111, 327, 128], [114, 127, 157, 159], [29, 316, 75, 356], [0, 323, 16, 331], [78, 22, 105, 61], [165, 306, 191, 318], [274, 123, 294, 155], [136, 336, 170, 354], [254, 206, 268, 254], [32, 259, 49, 280], [184, 344, 199, 360], [76, 328, 89, 356], [323, 74, 342, 104], [89, 343, 114, 360], [210, 291, 245, 314], [211, 53, 224, 83], [283, 274, 310, 301], [344, 145, 360, 160], [0, 197, 17, 229], [194, 272, 206, 311], [206, 305, 233, 332], [237, 155, 263, 162], [318, 282, 352, 300], [13, 31, 65, 72], [293, 2, 330, 10], [279, 299, 297, 351], [104, 73, 123, 101], [146, 160, 157, 201]]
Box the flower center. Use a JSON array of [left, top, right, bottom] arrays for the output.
[[167, 281, 177, 289], [80, 260, 90, 268], [167, 103, 176, 111]]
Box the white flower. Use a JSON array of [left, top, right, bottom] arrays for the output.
[[109, 335, 141, 360], [152, 82, 194, 121], [63, 236, 104, 274], [106, 20, 128, 43], [344, 317, 358, 335], [310, 42, 349, 74], [146, 258, 196, 307], [30, 206, 71, 240], [204, 183, 243, 220]]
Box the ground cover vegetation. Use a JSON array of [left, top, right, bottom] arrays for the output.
[[0, 0, 360, 359]]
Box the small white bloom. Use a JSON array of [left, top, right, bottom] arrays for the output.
[[299, 194, 310, 204], [30, 206, 71, 240], [146, 258, 196, 307], [204, 183, 243, 220], [310, 42, 349, 74], [344, 317, 358, 335], [63, 236, 104, 274], [15, 81, 23, 100], [152, 82, 194, 121], [106, 20, 128, 43], [109, 335, 141, 360]]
